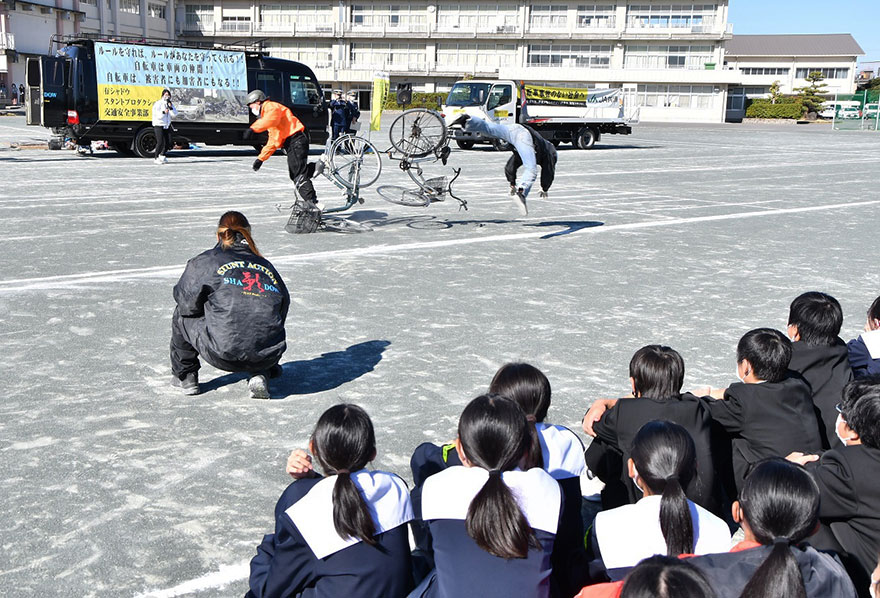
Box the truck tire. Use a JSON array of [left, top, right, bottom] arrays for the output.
[[134, 127, 158, 158], [455, 139, 475, 150], [577, 127, 597, 150], [110, 141, 136, 156]]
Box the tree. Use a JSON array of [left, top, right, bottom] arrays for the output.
[[769, 80, 783, 104], [793, 71, 829, 116]]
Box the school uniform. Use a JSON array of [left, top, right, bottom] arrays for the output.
[[703, 376, 823, 494], [413, 466, 561, 598], [847, 329, 880, 379], [789, 339, 853, 449], [592, 494, 731, 580], [247, 470, 414, 598], [806, 443, 880, 593], [585, 393, 723, 515]]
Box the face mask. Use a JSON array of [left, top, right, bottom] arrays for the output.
[[836, 413, 851, 446], [631, 465, 644, 494], [251, 105, 261, 117]]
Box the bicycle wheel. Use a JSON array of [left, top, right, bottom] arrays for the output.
[[376, 185, 431, 207], [388, 109, 447, 158], [328, 135, 383, 190]]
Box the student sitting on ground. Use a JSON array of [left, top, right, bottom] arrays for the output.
[[588, 421, 731, 581], [788, 378, 880, 596], [699, 328, 823, 495], [582, 346, 723, 516], [247, 404, 413, 598], [787, 291, 854, 448], [847, 295, 880, 379], [688, 459, 857, 598], [411, 394, 561, 598]]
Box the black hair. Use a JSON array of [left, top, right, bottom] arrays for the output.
[[736, 328, 792, 383], [630, 421, 697, 556], [458, 394, 537, 559], [620, 555, 717, 598], [737, 459, 820, 598], [489, 363, 551, 470], [841, 378, 880, 449], [162, 88, 171, 96], [309, 404, 377, 545], [788, 292, 843, 347], [629, 345, 685, 399], [868, 296, 880, 324]]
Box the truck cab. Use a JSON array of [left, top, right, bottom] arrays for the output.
[[441, 79, 518, 149]]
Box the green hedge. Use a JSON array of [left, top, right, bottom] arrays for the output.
[[746, 99, 804, 119], [382, 92, 446, 111]]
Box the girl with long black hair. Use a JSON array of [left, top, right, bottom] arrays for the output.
[[591, 421, 730, 579], [412, 394, 561, 598], [247, 404, 413, 598]]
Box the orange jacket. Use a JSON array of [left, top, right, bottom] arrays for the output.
[[250, 100, 305, 162]]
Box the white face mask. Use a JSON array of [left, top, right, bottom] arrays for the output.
[[631, 465, 644, 494], [250, 105, 261, 117], [836, 413, 851, 446]]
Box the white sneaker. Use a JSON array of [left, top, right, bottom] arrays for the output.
[[511, 188, 528, 216], [248, 374, 270, 399], [153, 157, 163, 164], [509, 184, 517, 196], [539, 190, 548, 199], [160, 155, 168, 163]]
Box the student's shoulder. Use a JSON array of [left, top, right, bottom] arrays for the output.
[[277, 476, 323, 511], [538, 422, 585, 450]]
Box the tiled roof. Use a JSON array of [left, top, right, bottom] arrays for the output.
[[726, 34, 864, 57]]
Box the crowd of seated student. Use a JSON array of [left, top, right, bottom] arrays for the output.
[[245, 290, 878, 598]]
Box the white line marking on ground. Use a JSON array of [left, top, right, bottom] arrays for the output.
[[133, 562, 249, 598], [2, 199, 878, 293]]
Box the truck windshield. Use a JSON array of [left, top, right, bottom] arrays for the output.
[[446, 83, 491, 107]]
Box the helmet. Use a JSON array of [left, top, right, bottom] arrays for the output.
[[246, 90, 266, 105]]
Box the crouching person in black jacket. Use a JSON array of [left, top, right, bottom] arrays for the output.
[[170, 211, 289, 399]]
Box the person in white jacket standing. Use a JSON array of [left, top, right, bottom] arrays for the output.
[[151, 88, 177, 164]]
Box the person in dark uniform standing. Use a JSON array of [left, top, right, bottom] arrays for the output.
[[329, 89, 349, 140], [243, 89, 320, 204], [170, 211, 289, 399]]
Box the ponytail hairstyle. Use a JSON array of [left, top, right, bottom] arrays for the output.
[[630, 420, 697, 556], [737, 459, 820, 598], [458, 394, 536, 559], [620, 555, 716, 598], [217, 211, 262, 257], [488, 362, 551, 470], [309, 404, 377, 546]]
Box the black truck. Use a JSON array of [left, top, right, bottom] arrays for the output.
[[25, 35, 329, 157]]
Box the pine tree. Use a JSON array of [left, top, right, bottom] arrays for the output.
[[794, 71, 828, 116]]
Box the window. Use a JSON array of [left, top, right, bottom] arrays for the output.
[[635, 84, 715, 108], [148, 3, 166, 18], [624, 44, 714, 69], [349, 4, 426, 30], [266, 42, 333, 69], [627, 4, 716, 32], [80, 0, 98, 7], [741, 67, 789, 76], [289, 75, 322, 105], [185, 4, 214, 28], [527, 43, 612, 68], [795, 67, 849, 79], [255, 71, 283, 100], [221, 15, 252, 32], [120, 0, 140, 14], [436, 42, 517, 70], [260, 5, 333, 31], [530, 5, 568, 28], [437, 4, 518, 31], [349, 42, 426, 71], [577, 4, 615, 28]]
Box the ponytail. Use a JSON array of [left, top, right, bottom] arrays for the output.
[[488, 362, 551, 470], [459, 394, 538, 559], [736, 459, 819, 598], [217, 210, 262, 257], [523, 416, 544, 470], [310, 404, 377, 546], [631, 421, 697, 556]]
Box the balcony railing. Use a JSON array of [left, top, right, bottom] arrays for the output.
[[625, 17, 717, 33], [576, 16, 616, 29], [0, 32, 14, 51], [345, 21, 429, 34]]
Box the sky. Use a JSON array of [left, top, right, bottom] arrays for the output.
[[728, 1, 880, 62]]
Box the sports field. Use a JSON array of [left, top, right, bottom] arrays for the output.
[[1, 114, 878, 596]]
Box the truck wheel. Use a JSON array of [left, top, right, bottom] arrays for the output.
[[110, 141, 135, 156], [577, 128, 597, 150], [455, 140, 475, 150], [491, 138, 511, 151], [134, 127, 158, 158], [550, 139, 560, 147]]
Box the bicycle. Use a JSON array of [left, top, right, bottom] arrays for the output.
[[377, 108, 467, 211], [278, 133, 382, 233]]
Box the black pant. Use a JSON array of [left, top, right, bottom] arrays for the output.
[[504, 146, 558, 192], [331, 123, 347, 140], [284, 132, 317, 203], [154, 125, 172, 157]]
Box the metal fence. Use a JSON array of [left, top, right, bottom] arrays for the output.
[[831, 90, 880, 131]]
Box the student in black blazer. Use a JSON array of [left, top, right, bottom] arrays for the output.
[[583, 346, 723, 516], [787, 291, 854, 449], [701, 328, 823, 495]]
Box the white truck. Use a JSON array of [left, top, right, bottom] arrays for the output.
[[441, 79, 636, 150]]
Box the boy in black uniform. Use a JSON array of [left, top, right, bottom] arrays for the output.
[[787, 291, 853, 448], [582, 345, 723, 515], [702, 328, 823, 495]]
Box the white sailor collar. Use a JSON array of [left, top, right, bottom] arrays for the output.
[[536, 423, 587, 480]]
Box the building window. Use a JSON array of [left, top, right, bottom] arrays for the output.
[[741, 67, 790, 76], [119, 0, 140, 14], [627, 4, 716, 32], [266, 41, 333, 69], [436, 42, 517, 70], [795, 67, 849, 79], [348, 4, 426, 30], [625, 44, 714, 69], [148, 2, 166, 18], [260, 4, 333, 32], [527, 43, 612, 68], [185, 4, 214, 28], [221, 15, 252, 32], [436, 4, 518, 31], [349, 42, 426, 71], [530, 5, 568, 29], [636, 84, 715, 108], [577, 4, 615, 28], [80, 0, 98, 7]]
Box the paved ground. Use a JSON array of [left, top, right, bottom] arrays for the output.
[[1, 112, 879, 597]]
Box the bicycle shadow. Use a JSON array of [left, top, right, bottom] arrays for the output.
[[199, 339, 391, 398]]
